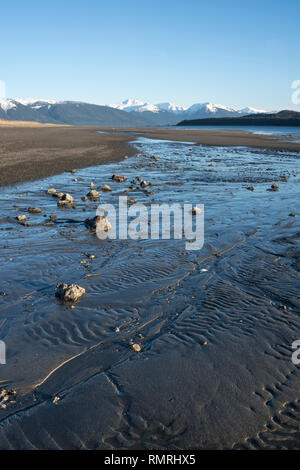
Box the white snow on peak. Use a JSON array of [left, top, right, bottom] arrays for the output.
[[237, 106, 266, 114], [15, 98, 59, 106], [108, 99, 267, 116], [186, 102, 236, 114], [109, 98, 146, 112], [109, 98, 164, 113], [0, 97, 17, 112], [156, 102, 187, 113], [136, 103, 161, 113]]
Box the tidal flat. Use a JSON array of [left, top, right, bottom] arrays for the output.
[[0, 135, 300, 449]]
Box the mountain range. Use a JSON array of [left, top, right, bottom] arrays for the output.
[[0, 97, 267, 126], [109, 99, 267, 125]]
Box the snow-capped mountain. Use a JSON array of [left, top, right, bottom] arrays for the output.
[[109, 99, 267, 124], [109, 98, 147, 112], [0, 98, 60, 113], [0, 96, 268, 126], [237, 106, 267, 115], [156, 102, 188, 113], [0, 97, 152, 126], [15, 98, 59, 106], [0, 97, 17, 112]]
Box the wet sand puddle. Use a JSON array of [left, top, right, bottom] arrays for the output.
[[0, 138, 299, 449]]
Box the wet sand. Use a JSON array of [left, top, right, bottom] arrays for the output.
[[1, 125, 300, 187], [0, 126, 136, 187], [0, 136, 300, 449]]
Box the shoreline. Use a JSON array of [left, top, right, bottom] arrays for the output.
[[1, 125, 300, 188]]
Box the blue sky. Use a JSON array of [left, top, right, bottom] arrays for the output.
[[1, 0, 300, 110]]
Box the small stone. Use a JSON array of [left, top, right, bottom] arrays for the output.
[[47, 188, 57, 195], [90, 182, 95, 189], [70, 169, 76, 174], [124, 155, 128, 159], [55, 282, 86, 302], [57, 193, 74, 207], [84, 215, 112, 232], [16, 215, 26, 222], [53, 396, 60, 405], [0, 389, 16, 409], [289, 212, 296, 217], [86, 189, 100, 201], [50, 214, 57, 221], [132, 343, 141, 352], [270, 183, 279, 191], [112, 174, 127, 183], [141, 180, 148, 188], [102, 184, 112, 191], [247, 186, 255, 191], [81, 196, 88, 202], [192, 206, 204, 216], [115, 327, 120, 333], [280, 305, 287, 310], [84, 253, 95, 259], [128, 198, 137, 204], [28, 207, 42, 214]]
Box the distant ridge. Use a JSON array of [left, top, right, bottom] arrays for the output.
[[177, 110, 300, 127], [0, 98, 153, 127], [0, 97, 275, 126], [109, 99, 267, 125]]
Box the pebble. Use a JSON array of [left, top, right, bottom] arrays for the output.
[[84, 215, 112, 232], [112, 174, 127, 183], [86, 189, 100, 200], [192, 206, 204, 215], [55, 282, 86, 302], [16, 215, 26, 222], [102, 184, 112, 191], [128, 198, 137, 204], [0, 389, 16, 409], [57, 193, 74, 207], [47, 188, 57, 195], [28, 207, 42, 214]]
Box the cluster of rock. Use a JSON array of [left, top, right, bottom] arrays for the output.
[[0, 389, 16, 409]]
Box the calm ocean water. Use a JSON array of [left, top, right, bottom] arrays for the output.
[[174, 125, 300, 138]]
